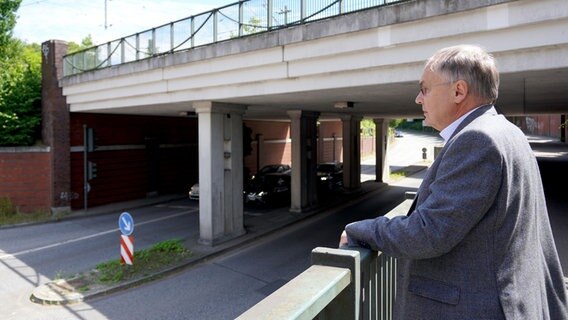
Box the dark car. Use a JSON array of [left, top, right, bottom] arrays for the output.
[[244, 172, 291, 207], [317, 162, 343, 192], [254, 164, 291, 177]]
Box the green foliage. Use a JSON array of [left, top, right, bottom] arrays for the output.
[[243, 16, 262, 35], [149, 238, 185, 253], [0, 0, 22, 57], [95, 239, 191, 284], [230, 17, 263, 38], [360, 119, 375, 137], [0, 196, 16, 217], [360, 118, 407, 137], [0, 1, 42, 146], [67, 34, 94, 54], [0, 41, 42, 146], [0, 196, 53, 225]]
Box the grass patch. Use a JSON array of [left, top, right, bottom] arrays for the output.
[[86, 239, 192, 287], [55, 239, 193, 295], [0, 197, 56, 226], [389, 170, 409, 181]]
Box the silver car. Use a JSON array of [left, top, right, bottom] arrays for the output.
[[188, 183, 199, 200]]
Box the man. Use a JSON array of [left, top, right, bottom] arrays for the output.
[[339, 44, 568, 319]]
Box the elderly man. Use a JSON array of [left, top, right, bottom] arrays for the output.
[[340, 44, 568, 319]]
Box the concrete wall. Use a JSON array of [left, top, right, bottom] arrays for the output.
[[0, 148, 51, 212]]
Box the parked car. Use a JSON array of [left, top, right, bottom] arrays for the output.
[[188, 183, 199, 200], [316, 162, 343, 191], [244, 172, 291, 207], [190, 165, 291, 203], [253, 164, 291, 177]]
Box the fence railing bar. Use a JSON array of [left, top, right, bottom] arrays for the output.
[[62, 0, 409, 76]]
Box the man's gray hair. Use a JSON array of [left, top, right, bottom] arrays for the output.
[[425, 44, 499, 103]]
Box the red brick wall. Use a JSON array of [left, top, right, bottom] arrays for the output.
[[244, 120, 292, 175], [510, 114, 562, 139], [0, 148, 52, 212], [319, 121, 343, 163], [244, 120, 347, 174], [70, 113, 198, 209]]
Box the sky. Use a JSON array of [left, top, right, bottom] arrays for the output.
[[13, 0, 230, 45]]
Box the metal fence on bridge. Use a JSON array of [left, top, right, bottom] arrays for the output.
[[63, 0, 409, 76]]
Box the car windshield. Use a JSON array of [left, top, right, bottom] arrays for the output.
[[258, 165, 289, 175], [317, 164, 338, 173]]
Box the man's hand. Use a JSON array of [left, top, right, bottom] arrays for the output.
[[339, 230, 349, 248]]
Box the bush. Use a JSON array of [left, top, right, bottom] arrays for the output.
[[0, 197, 17, 217], [0, 41, 42, 146]]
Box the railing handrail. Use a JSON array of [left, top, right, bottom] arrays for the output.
[[236, 265, 351, 319], [62, 0, 410, 76], [236, 195, 414, 319]]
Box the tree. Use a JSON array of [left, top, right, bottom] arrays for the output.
[[0, 40, 42, 145], [0, 0, 42, 146], [67, 34, 94, 54], [0, 0, 22, 58]]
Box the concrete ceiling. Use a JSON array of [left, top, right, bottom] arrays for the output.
[[99, 67, 568, 121]]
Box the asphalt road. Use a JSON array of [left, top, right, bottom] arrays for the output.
[[0, 203, 200, 319], [51, 185, 413, 320]]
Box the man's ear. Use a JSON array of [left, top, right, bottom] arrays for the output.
[[453, 80, 468, 103]]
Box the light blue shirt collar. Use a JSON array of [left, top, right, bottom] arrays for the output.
[[439, 106, 482, 142]]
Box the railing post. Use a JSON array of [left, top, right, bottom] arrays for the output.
[[151, 28, 156, 55], [213, 10, 218, 42], [238, 0, 244, 36], [267, 0, 273, 30], [135, 34, 140, 60], [106, 42, 111, 67], [191, 17, 195, 48], [300, 0, 306, 23], [170, 22, 174, 52], [120, 39, 125, 63], [312, 247, 367, 319]]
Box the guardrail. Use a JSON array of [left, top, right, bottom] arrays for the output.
[[237, 195, 414, 319], [62, 0, 409, 76]]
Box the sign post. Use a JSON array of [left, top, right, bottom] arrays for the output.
[[119, 212, 134, 265]]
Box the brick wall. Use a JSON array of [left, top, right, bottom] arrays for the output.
[[510, 115, 563, 138], [70, 113, 198, 209], [244, 120, 348, 174], [0, 148, 51, 212]]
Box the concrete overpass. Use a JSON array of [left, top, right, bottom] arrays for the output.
[[58, 0, 568, 244]]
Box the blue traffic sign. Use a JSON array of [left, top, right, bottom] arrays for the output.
[[119, 212, 134, 236]]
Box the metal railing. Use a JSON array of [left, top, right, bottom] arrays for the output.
[[237, 197, 413, 319], [63, 0, 408, 76]]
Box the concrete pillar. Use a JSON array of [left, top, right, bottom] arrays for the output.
[[41, 40, 71, 214], [287, 110, 320, 212], [341, 115, 362, 190], [194, 101, 247, 246], [374, 119, 390, 183]]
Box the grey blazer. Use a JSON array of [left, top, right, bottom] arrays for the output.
[[346, 105, 568, 319]]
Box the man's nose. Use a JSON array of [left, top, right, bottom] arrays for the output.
[[415, 92, 423, 105]]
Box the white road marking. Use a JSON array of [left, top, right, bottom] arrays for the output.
[[0, 210, 195, 260]]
